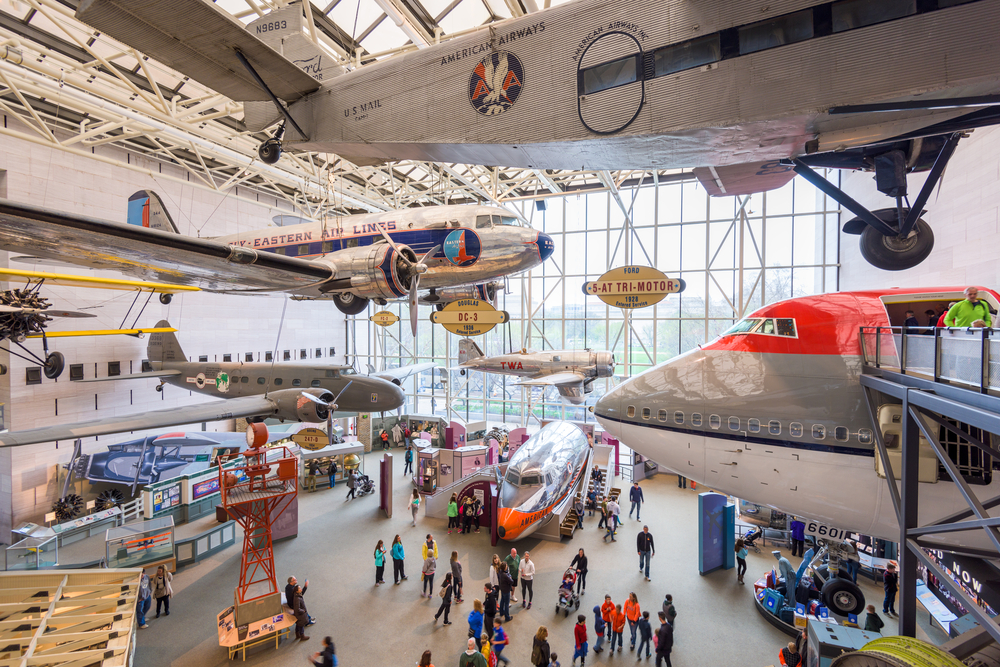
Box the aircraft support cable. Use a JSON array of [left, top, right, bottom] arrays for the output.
[[232, 48, 306, 164]]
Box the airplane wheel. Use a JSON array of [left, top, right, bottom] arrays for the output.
[[859, 213, 934, 271], [821, 577, 865, 616], [258, 138, 282, 164], [435, 304, 444, 312], [159, 293, 172, 305], [44, 351, 65, 379], [334, 293, 370, 316]]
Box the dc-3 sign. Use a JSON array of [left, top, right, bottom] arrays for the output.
[[370, 311, 399, 327], [583, 266, 684, 310], [430, 298, 509, 336]]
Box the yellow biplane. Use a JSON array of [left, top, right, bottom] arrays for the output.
[[0, 267, 198, 378]]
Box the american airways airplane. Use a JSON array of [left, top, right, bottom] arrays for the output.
[[595, 288, 1000, 553]]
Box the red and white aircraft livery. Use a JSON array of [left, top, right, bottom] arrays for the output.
[[596, 288, 1000, 551]]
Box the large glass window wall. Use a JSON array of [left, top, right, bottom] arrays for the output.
[[352, 172, 840, 428]]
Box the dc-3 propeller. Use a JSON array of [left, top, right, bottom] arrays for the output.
[[373, 223, 440, 336]]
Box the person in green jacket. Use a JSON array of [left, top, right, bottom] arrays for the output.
[[945, 287, 992, 327], [863, 605, 884, 632], [448, 493, 459, 534], [504, 549, 521, 604]]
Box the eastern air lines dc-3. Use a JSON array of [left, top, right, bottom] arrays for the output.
[[0, 190, 554, 335], [68, 0, 1000, 272]]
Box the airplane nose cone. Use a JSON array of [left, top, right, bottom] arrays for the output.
[[536, 233, 555, 262], [497, 525, 506, 539]]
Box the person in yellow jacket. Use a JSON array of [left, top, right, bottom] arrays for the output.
[[945, 287, 992, 327], [422, 534, 438, 560]]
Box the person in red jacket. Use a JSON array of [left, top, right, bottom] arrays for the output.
[[573, 614, 588, 666], [600, 595, 615, 643], [610, 604, 627, 653]]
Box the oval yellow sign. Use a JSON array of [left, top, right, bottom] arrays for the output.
[[430, 299, 509, 336], [370, 310, 399, 327], [582, 266, 684, 310], [292, 427, 330, 451]]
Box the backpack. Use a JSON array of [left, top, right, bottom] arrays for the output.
[[530, 641, 542, 664], [405, 429, 411, 437], [439, 584, 448, 599]]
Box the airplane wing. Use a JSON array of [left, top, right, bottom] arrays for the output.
[[75, 0, 320, 103], [27, 327, 180, 339], [0, 199, 334, 292], [373, 362, 437, 384], [692, 162, 797, 197], [0, 395, 282, 448], [513, 372, 588, 387], [77, 370, 182, 382], [0, 268, 200, 294]]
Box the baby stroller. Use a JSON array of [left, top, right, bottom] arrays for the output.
[[355, 473, 375, 496], [742, 526, 763, 553], [555, 568, 580, 617]]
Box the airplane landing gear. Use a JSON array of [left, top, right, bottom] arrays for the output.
[[333, 292, 370, 316], [809, 539, 866, 616], [159, 293, 172, 305], [258, 122, 285, 165], [789, 131, 962, 272], [43, 351, 65, 379]]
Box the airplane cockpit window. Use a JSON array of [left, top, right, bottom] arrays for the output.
[[499, 216, 519, 226], [722, 318, 761, 336], [506, 470, 520, 486], [520, 473, 541, 486], [759, 319, 775, 335], [775, 319, 797, 337], [476, 215, 493, 229]]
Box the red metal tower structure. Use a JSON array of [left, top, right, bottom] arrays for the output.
[[219, 434, 297, 626]]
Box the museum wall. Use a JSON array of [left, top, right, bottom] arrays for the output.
[[839, 125, 1000, 290], [0, 117, 348, 532]]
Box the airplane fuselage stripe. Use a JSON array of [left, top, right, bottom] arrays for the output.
[[595, 412, 875, 458]]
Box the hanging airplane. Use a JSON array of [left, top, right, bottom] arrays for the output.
[[0, 323, 405, 447], [68, 0, 1000, 271], [457, 338, 615, 404], [0, 190, 554, 336], [497, 420, 592, 541], [594, 287, 1000, 613]]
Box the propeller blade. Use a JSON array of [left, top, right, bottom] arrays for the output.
[[298, 391, 327, 406], [45, 310, 98, 318], [330, 380, 354, 411], [0, 305, 26, 313], [408, 244, 439, 337], [375, 221, 403, 255], [417, 245, 440, 267]]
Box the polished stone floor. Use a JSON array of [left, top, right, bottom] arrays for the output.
[[134, 451, 943, 667]]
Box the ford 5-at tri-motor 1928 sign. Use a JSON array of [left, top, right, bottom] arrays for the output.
[[583, 266, 684, 310], [430, 298, 509, 336]]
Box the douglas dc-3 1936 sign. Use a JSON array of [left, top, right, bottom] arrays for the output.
[[370, 311, 399, 327], [583, 266, 684, 310], [430, 299, 509, 336]]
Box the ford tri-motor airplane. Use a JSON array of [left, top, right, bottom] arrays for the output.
[[596, 287, 1000, 612], [0, 190, 554, 335], [0, 324, 405, 447], [458, 338, 615, 404], [69, 0, 1000, 270]]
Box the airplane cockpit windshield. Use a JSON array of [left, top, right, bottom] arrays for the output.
[[721, 317, 797, 338], [500, 422, 587, 513], [476, 214, 522, 229]]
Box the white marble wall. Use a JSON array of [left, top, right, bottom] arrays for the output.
[[0, 121, 347, 531], [840, 126, 1000, 290]]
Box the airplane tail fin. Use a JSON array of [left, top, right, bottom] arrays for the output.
[[458, 338, 484, 365], [147, 321, 186, 363], [127, 191, 179, 233]]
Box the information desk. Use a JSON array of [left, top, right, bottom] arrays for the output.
[[217, 603, 295, 661]]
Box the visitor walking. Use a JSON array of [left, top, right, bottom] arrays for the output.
[[137, 571, 151, 629], [571, 549, 588, 595], [469, 599, 484, 649], [600, 595, 615, 642], [346, 469, 358, 499], [519, 551, 535, 608], [309, 636, 336, 666], [655, 612, 673, 667], [404, 446, 414, 476], [391, 534, 407, 584], [492, 619, 511, 665], [460, 639, 488, 667], [572, 615, 587, 666], [451, 551, 464, 603], [422, 534, 439, 560], [637, 526, 655, 581], [592, 605, 606, 654], [624, 592, 640, 650], [422, 555, 436, 598], [610, 604, 626, 653], [662, 595, 676, 628], [410, 489, 421, 526], [636, 611, 652, 659], [373, 539, 387, 586], [152, 565, 172, 618], [735, 538, 748, 584], [628, 482, 644, 521], [434, 572, 454, 624], [883, 562, 898, 616], [532, 626, 551, 667]]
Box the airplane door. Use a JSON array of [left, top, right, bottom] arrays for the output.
[[577, 32, 646, 135]]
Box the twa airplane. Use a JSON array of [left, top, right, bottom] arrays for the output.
[[595, 288, 1000, 555], [0, 191, 554, 335], [72, 0, 1000, 270], [458, 339, 615, 404]]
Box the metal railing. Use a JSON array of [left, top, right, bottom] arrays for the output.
[[120, 496, 144, 522], [860, 326, 1000, 394]]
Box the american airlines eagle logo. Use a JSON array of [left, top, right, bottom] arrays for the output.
[[469, 51, 523, 115]]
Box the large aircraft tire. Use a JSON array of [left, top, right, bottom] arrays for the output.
[[860, 215, 934, 271], [821, 577, 865, 616], [334, 293, 370, 316]]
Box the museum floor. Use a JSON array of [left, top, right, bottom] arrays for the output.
[[135, 452, 946, 667]]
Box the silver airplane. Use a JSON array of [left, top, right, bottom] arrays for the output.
[[457, 339, 615, 404], [0, 323, 404, 447], [72, 0, 1000, 270], [0, 190, 554, 335]]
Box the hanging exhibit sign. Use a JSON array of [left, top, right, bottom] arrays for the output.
[[291, 427, 329, 451], [430, 298, 509, 336], [582, 266, 683, 310], [370, 311, 399, 327]]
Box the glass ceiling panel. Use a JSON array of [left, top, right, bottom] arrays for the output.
[[329, 0, 384, 42], [360, 15, 410, 54], [438, 0, 491, 34]]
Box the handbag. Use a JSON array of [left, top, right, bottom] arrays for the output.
[[439, 586, 448, 598], [468, 627, 476, 638]]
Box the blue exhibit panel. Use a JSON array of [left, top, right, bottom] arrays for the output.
[[698, 492, 735, 575]]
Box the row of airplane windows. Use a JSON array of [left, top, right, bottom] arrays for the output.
[[580, 0, 979, 96], [626, 404, 874, 445]]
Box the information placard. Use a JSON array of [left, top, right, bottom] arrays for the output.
[[583, 266, 683, 310], [430, 298, 509, 336]]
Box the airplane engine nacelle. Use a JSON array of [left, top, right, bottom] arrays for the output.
[[268, 388, 335, 422], [422, 281, 499, 304], [326, 243, 418, 301], [593, 351, 616, 377]]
